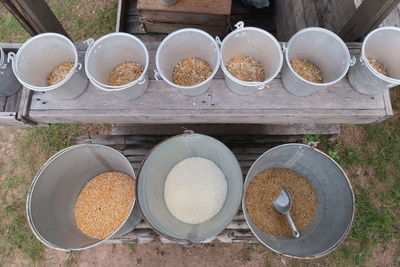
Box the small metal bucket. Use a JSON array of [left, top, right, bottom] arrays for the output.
[[348, 27, 400, 95], [282, 28, 354, 96], [26, 144, 141, 252], [220, 21, 283, 95], [85, 33, 149, 100], [155, 29, 221, 96], [137, 132, 243, 244], [8, 33, 88, 99], [243, 144, 354, 258], [0, 46, 21, 96]]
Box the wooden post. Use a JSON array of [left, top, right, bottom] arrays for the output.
[[340, 0, 400, 41], [0, 0, 69, 37]]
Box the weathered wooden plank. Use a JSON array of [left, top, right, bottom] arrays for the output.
[[28, 108, 387, 124], [143, 22, 228, 36], [340, 0, 400, 41], [0, 0, 36, 35], [0, 112, 25, 126], [116, 0, 128, 32], [0, 97, 6, 112], [110, 124, 340, 135], [381, 3, 400, 26], [2, 0, 69, 37], [139, 10, 228, 26], [29, 78, 385, 111], [4, 87, 22, 112], [137, 0, 231, 15]]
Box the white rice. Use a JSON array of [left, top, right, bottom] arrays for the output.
[[164, 157, 227, 224]]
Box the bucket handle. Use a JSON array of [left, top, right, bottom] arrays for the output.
[[215, 36, 222, 47], [256, 83, 269, 90], [234, 21, 245, 30], [281, 43, 288, 53], [137, 76, 146, 85], [75, 62, 82, 72], [349, 56, 356, 66], [7, 52, 15, 64], [154, 69, 162, 80], [84, 38, 95, 48]]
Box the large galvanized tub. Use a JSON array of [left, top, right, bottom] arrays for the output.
[[243, 144, 354, 258], [137, 132, 243, 244], [27, 144, 141, 251]]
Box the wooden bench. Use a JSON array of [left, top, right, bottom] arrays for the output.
[[74, 133, 306, 243]]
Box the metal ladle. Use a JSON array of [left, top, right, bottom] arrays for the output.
[[273, 189, 300, 238]]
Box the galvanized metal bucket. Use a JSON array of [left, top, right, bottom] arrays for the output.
[[8, 33, 88, 99], [27, 144, 141, 252], [220, 21, 283, 95], [85, 33, 149, 100], [155, 29, 221, 96], [243, 144, 354, 258], [137, 132, 243, 244], [0, 46, 20, 96], [348, 27, 400, 95], [282, 28, 354, 96]]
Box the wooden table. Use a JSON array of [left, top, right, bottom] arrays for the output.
[[11, 39, 392, 126], [74, 133, 305, 243]]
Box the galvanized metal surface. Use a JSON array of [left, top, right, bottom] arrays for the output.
[[349, 27, 400, 95], [282, 28, 353, 96], [242, 144, 355, 258], [85, 33, 149, 99], [26, 144, 140, 251], [8, 33, 88, 99], [155, 29, 221, 96]]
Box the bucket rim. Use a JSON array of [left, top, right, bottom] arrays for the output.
[[13, 33, 79, 92], [0, 46, 4, 67], [220, 26, 283, 87], [285, 27, 351, 86], [85, 32, 150, 91], [155, 28, 221, 90], [26, 144, 137, 252], [361, 26, 400, 84], [136, 132, 243, 244], [242, 143, 355, 259]]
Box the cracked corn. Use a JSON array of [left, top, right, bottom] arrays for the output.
[[47, 62, 74, 86], [172, 58, 212, 86], [245, 169, 317, 236], [108, 62, 144, 86], [368, 58, 389, 77], [291, 59, 323, 83], [74, 172, 135, 239], [226, 56, 265, 82]]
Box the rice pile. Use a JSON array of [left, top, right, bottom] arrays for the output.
[[164, 157, 227, 224]]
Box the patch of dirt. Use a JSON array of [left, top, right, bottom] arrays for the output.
[[339, 125, 365, 149], [350, 165, 376, 188], [367, 240, 399, 267]]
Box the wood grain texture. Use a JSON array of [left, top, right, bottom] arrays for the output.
[[340, 0, 400, 41], [137, 0, 231, 15], [143, 21, 228, 36], [0, 113, 25, 126]]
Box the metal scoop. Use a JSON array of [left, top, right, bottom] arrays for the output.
[[273, 189, 300, 238]]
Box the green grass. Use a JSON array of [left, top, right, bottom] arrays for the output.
[[0, 7, 30, 42]]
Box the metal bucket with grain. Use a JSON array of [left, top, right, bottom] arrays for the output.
[[155, 29, 221, 96], [8, 33, 88, 99], [282, 28, 353, 96], [220, 21, 283, 95], [85, 33, 149, 99], [0, 46, 20, 96], [137, 132, 243, 244], [243, 144, 354, 258], [26, 144, 141, 251], [348, 27, 400, 95]]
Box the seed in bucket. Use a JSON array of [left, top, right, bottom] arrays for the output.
[[367, 58, 389, 77], [108, 61, 144, 86], [291, 59, 323, 83], [47, 62, 74, 86], [164, 157, 227, 224], [226, 56, 265, 82], [172, 58, 212, 86], [245, 169, 317, 236], [74, 172, 135, 239]]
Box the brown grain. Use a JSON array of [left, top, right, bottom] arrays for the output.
[[368, 58, 389, 77], [47, 62, 74, 86], [226, 56, 265, 82], [172, 57, 212, 86], [74, 172, 135, 239], [291, 59, 323, 83], [108, 61, 144, 86], [245, 169, 317, 236]]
